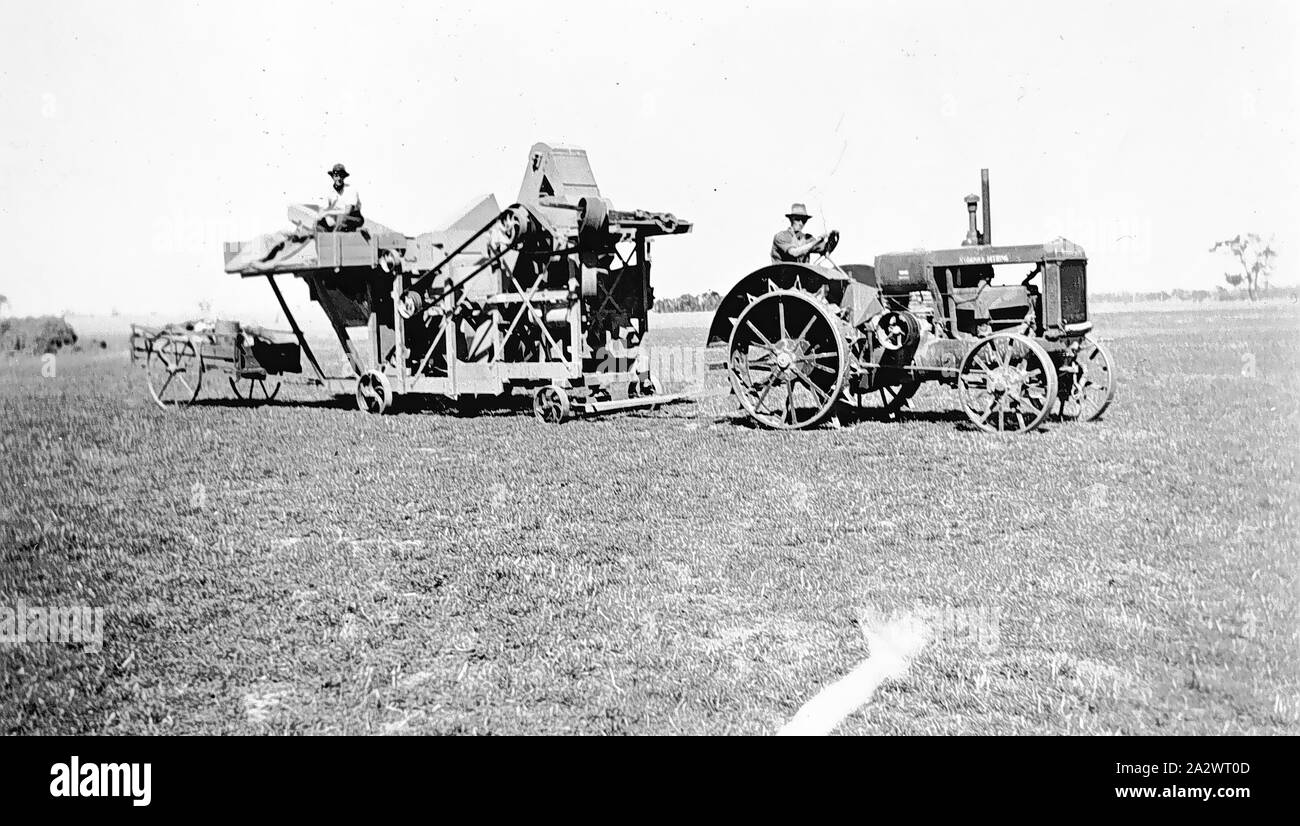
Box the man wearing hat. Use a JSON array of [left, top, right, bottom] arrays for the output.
[[771, 203, 830, 263], [317, 163, 363, 232]]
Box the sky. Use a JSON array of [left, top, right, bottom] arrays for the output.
[[1, 0, 1297, 317]]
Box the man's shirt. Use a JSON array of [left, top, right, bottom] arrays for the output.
[[323, 183, 361, 216], [772, 228, 814, 263]]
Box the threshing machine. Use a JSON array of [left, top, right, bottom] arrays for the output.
[[212, 143, 690, 420], [708, 169, 1116, 433]]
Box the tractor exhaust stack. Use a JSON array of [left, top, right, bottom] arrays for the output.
[[980, 168, 992, 245]]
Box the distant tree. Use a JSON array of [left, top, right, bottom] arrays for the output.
[[653, 291, 726, 313], [1210, 234, 1277, 301], [0, 294, 8, 318]]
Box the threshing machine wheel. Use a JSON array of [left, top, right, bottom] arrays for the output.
[[533, 385, 571, 424], [727, 289, 848, 429], [355, 370, 393, 414], [145, 335, 203, 410], [842, 382, 920, 417], [229, 377, 282, 404], [957, 333, 1058, 434], [1058, 335, 1116, 422]]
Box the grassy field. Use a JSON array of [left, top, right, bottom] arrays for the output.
[[2, 303, 1298, 735]]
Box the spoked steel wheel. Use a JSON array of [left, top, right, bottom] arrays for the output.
[[957, 333, 1058, 433], [1058, 335, 1116, 421], [533, 385, 571, 423], [355, 369, 392, 414], [229, 376, 281, 404], [728, 289, 847, 429], [146, 335, 203, 409]]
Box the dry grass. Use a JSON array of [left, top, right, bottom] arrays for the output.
[[1, 304, 1298, 734]]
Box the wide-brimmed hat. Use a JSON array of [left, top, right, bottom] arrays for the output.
[[327, 163, 350, 179], [785, 202, 812, 220]]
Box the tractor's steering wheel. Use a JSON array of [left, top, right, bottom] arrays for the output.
[[822, 229, 840, 256]]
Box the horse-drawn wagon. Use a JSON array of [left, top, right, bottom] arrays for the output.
[[129, 320, 304, 409]]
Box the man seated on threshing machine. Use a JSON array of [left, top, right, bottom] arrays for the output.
[[771, 202, 838, 263], [315, 163, 363, 232]]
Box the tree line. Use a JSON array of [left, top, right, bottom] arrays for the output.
[[653, 291, 723, 313]]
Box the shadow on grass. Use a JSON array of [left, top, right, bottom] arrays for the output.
[[190, 395, 357, 411], [190, 390, 1069, 434], [705, 403, 1064, 434], [192, 391, 640, 421], [392, 394, 531, 418]]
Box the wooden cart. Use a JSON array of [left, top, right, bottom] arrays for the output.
[[129, 320, 306, 409]]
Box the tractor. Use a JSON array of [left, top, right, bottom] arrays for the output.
[[708, 170, 1115, 433]]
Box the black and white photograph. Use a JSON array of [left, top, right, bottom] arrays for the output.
[[1, 0, 1296, 770]]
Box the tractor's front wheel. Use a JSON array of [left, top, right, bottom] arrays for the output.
[[957, 333, 1058, 433], [1058, 335, 1116, 421]]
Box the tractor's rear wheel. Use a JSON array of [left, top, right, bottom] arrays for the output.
[[1058, 335, 1116, 421], [727, 289, 848, 429], [957, 333, 1058, 433]]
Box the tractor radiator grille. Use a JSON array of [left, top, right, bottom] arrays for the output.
[[1059, 262, 1088, 324]]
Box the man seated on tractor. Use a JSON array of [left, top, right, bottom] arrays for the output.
[[317, 163, 363, 232], [771, 202, 833, 263]]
